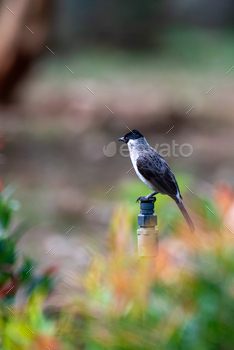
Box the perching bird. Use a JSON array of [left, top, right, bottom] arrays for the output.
[[118, 129, 195, 233]]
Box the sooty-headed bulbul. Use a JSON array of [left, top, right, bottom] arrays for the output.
[[119, 129, 195, 233]]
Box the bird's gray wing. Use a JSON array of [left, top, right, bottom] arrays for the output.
[[137, 152, 180, 199]]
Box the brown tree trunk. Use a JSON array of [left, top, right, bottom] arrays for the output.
[[0, 0, 51, 103]]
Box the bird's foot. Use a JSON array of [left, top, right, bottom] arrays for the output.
[[136, 196, 147, 203], [136, 193, 157, 203]]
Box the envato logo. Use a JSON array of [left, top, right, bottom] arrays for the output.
[[103, 141, 193, 158]]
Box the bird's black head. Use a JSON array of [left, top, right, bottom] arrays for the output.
[[118, 129, 144, 144]]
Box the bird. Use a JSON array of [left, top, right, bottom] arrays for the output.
[[118, 129, 195, 233]]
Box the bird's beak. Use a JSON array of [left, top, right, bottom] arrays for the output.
[[118, 137, 126, 143]]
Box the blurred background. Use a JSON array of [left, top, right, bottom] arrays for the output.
[[1, 1, 234, 347], [1, 0, 234, 239]]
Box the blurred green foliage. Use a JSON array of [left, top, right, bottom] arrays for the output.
[[43, 28, 234, 83], [0, 186, 55, 303], [0, 185, 57, 349], [1, 180, 234, 349], [56, 180, 234, 350]]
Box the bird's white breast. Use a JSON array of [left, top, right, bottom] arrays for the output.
[[128, 140, 154, 191]]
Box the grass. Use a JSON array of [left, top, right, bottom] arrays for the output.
[[36, 27, 234, 83]]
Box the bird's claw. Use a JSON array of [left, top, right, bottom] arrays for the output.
[[136, 194, 157, 203], [136, 196, 147, 203]]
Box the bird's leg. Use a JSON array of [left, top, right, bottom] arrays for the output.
[[136, 192, 157, 203], [146, 192, 157, 199]]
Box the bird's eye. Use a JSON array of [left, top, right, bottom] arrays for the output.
[[125, 137, 128, 141]]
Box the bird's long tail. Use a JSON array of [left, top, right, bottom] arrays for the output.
[[175, 200, 195, 233]]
